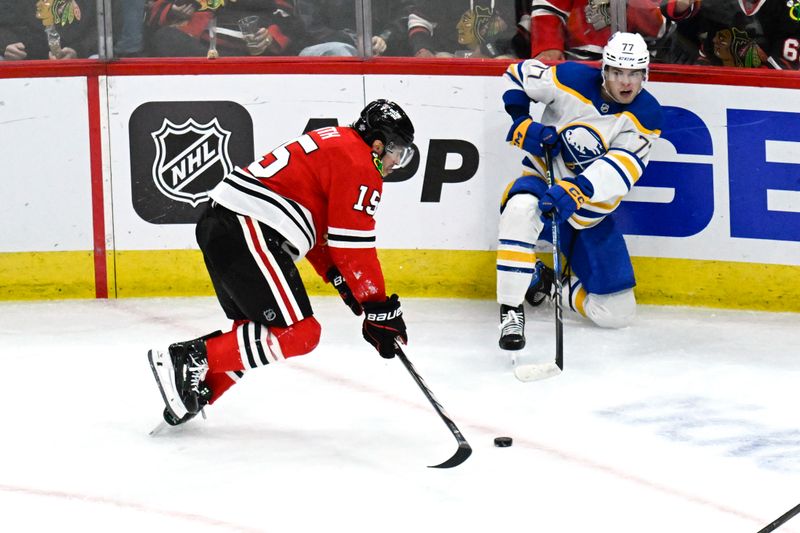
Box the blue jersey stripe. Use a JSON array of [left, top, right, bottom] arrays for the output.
[[497, 265, 537, 274], [602, 156, 633, 191], [499, 239, 535, 249]]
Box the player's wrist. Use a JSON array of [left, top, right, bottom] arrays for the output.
[[560, 176, 594, 202]]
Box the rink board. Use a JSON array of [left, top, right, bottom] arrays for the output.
[[1, 61, 799, 310]]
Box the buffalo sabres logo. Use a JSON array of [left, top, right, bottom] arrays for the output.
[[559, 124, 607, 174], [151, 117, 233, 207]]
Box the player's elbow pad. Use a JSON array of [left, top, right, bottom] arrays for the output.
[[502, 89, 530, 121]]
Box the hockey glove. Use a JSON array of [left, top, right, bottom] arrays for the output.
[[506, 116, 561, 158], [362, 294, 407, 359], [327, 267, 363, 316], [538, 176, 595, 224]]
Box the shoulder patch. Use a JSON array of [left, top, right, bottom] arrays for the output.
[[553, 63, 603, 101]]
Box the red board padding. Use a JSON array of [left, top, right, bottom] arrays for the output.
[[3, 56, 800, 89]]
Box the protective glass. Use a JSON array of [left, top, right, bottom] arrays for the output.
[[605, 68, 646, 82], [385, 140, 415, 169]]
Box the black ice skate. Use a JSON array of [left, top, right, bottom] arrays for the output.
[[525, 261, 556, 307], [148, 338, 212, 421], [499, 304, 526, 350]]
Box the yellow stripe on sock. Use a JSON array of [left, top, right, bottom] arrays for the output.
[[572, 283, 587, 316], [497, 250, 536, 263]]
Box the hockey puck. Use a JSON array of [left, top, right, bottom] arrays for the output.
[[494, 436, 513, 447]]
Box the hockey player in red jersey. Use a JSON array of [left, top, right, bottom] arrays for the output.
[[148, 99, 415, 427]]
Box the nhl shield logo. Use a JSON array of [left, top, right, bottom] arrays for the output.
[[151, 118, 233, 207]]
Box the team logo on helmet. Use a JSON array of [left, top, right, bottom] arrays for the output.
[[151, 118, 233, 207], [559, 125, 607, 173]]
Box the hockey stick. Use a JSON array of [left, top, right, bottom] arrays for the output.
[[514, 148, 564, 382], [757, 501, 800, 533], [394, 339, 472, 468]]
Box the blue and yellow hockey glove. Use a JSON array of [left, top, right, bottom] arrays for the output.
[[538, 176, 594, 223], [506, 116, 561, 157]]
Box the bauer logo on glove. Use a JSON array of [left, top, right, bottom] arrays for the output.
[[366, 308, 402, 322], [362, 294, 407, 359]]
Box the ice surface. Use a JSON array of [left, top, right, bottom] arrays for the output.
[[0, 297, 798, 532]]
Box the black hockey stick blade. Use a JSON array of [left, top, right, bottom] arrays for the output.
[[757, 501, 800, 533], [394, 340, 472, 469], [430, 442, 473, 469]]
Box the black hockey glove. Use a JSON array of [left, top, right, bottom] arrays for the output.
[[362, 294, 407, 359], [327, 267, 363, 316]]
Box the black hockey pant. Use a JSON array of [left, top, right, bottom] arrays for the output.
[[195, 203, 314, 328]]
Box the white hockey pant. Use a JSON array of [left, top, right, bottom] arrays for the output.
[[575, 286, 636, 329], [497, 194, 637, 329]]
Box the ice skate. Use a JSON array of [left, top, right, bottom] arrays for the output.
[[499, 304, 526, 350], [148, 339, 212, 421]]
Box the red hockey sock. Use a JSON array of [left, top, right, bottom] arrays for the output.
[[206, 328, 242, 372], [269, 317, 321, 357], [204, 371, 241, 405], [205, 317, 321, 372]]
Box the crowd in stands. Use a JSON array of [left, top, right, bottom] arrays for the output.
[[1, 0, 799, 69]]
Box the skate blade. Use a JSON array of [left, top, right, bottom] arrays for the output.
[[499, 346, 523, 367], [147, 349, 188, 420], [148, 408, 206, 436], [149, 420, 169, 436]]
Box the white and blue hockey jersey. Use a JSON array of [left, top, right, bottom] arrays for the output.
[[502, 59, 663, 230]]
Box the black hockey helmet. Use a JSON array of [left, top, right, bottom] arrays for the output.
[[353, 99, 415, 169]]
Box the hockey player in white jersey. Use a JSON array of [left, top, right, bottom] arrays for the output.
[[497, 31, 663, 350]]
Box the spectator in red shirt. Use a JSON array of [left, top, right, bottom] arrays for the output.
[[530, 0, 666, 61], [145, 0, 306, 57]]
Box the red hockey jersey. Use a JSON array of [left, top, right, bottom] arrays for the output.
[[209, 126, 387, 304]]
